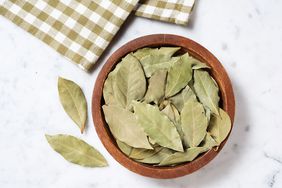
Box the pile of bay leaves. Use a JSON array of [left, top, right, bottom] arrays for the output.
[[103, 47, 232, 166]]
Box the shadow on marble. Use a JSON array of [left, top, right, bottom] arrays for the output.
[[145, 77, 252, 187]]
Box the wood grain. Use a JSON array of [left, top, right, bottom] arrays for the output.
[[92, 34, 235, 179]]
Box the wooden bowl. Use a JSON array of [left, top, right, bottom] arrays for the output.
[[92, 34, 235, 179]]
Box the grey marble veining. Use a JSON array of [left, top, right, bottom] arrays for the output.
[[1, 0, 282, 187]]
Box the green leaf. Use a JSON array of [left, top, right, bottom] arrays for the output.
[[129, 147, 162, 160], [144, 69, 167, 104], [103, 105, 152, 149], [136, 148, 174, 164], [113, 54, 146, 109], [169, 85, 197, 112], [103, 63, 122, 106], [133, 101, 183, 152], [116, 140, 132, 156], [45, 134, 107, 167], [193, 70, 220, 115], [181, 98, 208, 147], [208, 108, 232, 145], [133, 47, 180, 77], [58, 77, 87, 133], [159, 147, 209, 166], [165, 53, 193, 97]]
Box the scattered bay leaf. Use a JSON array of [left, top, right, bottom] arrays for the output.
[[208, 108, 232, 145], [194, 70, 220, 115], [159, 147, 209, 166], [181, 99, 208, 147], [102, 105, 152, 149], [165, 53, 192, 97], [45, 134, 107, 167], [113, 54, 146, 109], [58, 77, 87, 133], [133, 101, 183, 152], [144, 70, 167, 104]]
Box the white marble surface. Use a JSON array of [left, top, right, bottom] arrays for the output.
[[0, 0, 282, 187]]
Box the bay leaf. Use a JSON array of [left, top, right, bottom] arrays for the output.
[[148, 137, 157, 145], [103, 63, 122, 106], [165, 53, 192, 97], [205, 107, 211, 123], [144, 69, 167, 104], [129, 147, 162, 160], [142, 56, 180, 78], [181, 98, 208, 147], [193, 70, 220, 115], [159, 99, 170, 110], [45, 134, 107, 167], [133, 101, 183, 152], [113, 53, 146, 109], [133, 47, 180, 77], [201, 133, 218, 148], [208, 108, 232, 145], [189, 56, 211, 70], [116, 140, 132, 156], [161, 103, 185, 146], [102, 105, 153, 149], [58, 77, 87, 133], [169, 85, 197, 112], [132, 48, 152, 59], [136, 148, 174, 164], [161, 102, 180, 124], [159, 147, 209, 166]]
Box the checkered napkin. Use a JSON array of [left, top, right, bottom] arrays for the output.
[[0, 0, 195, 71], [136, 0, 195, 25]]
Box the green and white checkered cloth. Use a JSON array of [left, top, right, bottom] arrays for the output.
[[0, 0, 195, 71], [136, 0, 195, 25]]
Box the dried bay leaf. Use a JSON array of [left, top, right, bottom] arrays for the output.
[[113, 54, 146, 109], [161, 102, 185, 146], [45, 134, 107, 167], [133, 47, 180, 77], [129, 147, 162, 160], [116, 140, 132, 156], [102, 105, 153, 149], [159, 147, 209, 166], [165, 53, 192, 97], [103, 63, 122, 106], [181, 99, 208, 147], [144, 70, 167, 104], [143, 56, 180, 78], [189, 56, 211, 70], [133, 48, 152, 59], [169, 85, 197, 112], [194, 70, 220, 115], [201, 133, 218, 148], [133, 101, 183, 152], [208, 108, 231, 145], [136, 148, 174, 164], [58, 77, 87, 133]]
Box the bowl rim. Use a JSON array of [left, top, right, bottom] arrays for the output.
[[92, 34, 235, 179]]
